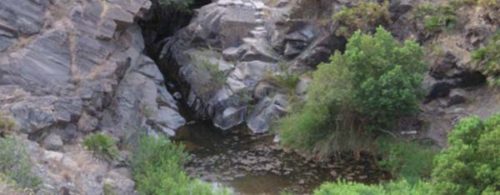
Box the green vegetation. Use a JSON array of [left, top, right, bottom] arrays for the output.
[[278, 27, 426, 157], [0, 174, 36, 195], [414, 4, 457, 33], [267, 72, 300, 92], [131, 135, 230, 195], [198, 59, 226, 88], [377, 138, 437, 182], [190, 51, 227, 94], [263, 62, 301, 94], [432, 114, 500, 194], [158, 0, 193, 10], [333, 1, 390, 37], [0, 136, 41, 190], [314, 180, 432, 195], [83, 133, 119, 161], [313, 114, 500, 194], [0, 114, 15, 131], [103, 181, 116, 195], [472, 32, 500, 86]]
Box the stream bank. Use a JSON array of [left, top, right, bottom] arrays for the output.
[[174, 123, 389, 194]]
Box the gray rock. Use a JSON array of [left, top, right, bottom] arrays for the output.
[[78, 113, 99, 132], [153, 106, 186, 130], [42, 133, 64, 151], [247, 94, 288, 133], [0, 0, 177, 193]]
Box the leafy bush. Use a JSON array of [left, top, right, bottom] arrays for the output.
[[414, 4, 457, 33], [131, 136, 230, 195], [333, 1, 390, 37], [83, 133, 119, 161], [278, 27, 426, 157], [472, 32, 500, 86], [432, 114, 500, 195], [0, 136, 41, 190], [157, 0, 193, 10], [377, 138, 437, 183], [314, 180, 432, 195]]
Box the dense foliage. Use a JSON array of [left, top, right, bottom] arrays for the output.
[[278, 27, 426, 156], [83, 133, 119, 161], [131, 136, 230, 195], [432, 114, 500, 194], [472, 32, 500, 86], [333, 1, 390, 37], [0, 136, 41, 190]]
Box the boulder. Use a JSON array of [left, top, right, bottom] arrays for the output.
[[159, 0, 348, 132], [42, 133, 64, 151]]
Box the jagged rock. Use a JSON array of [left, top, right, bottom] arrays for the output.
[[247, 94, 288, 133], [0, 0, 183, 193], [159, 0, 347, 132]]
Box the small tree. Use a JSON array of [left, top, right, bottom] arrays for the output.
[[279, 27, 426, 156]]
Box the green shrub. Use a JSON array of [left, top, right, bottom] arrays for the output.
[[313, 180, 432, 195], [263, 62, 301, 94], [472, 32, 500, 86], [190, 51, 227, 94], [333, 1, 390, 37], [432, 114, 500, 195], [278, 27, 426, 157], [377, 138, 437, 183], [131, 135, 230, 195], [414, 4, 457, 33], [83, 133, 119, 161], [0, 136, 41, 190]]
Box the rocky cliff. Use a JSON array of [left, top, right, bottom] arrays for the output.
[[156, 0, 499, 144], [0, 0, 184, 193]]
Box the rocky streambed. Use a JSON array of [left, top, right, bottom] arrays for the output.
[[175, 123, 389, 194]]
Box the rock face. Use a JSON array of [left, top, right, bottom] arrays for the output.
[[159, 0, 345, 133], [0, 0, 185, 193], [0, 0, 185, 139]]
